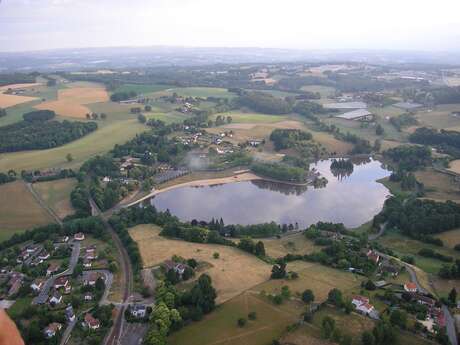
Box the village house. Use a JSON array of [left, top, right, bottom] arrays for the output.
[[49, 291, 62, 305], [380, 263, 399, 277], [55, 276, 72, 294], [38, 251, 50, 260], [413, 293, 436, 308], [163, 260, 187, 277], [83, 313, 100, 330], [83, 271, 100, 286], [65, 305, 76, 322], [59, 236, 69, 243], [404, 282, 417, 293], [74, 232, 85, 241], [47, 263, 60, 276], [130, 304, 147, 318], [85, 246, 97, 260], [366, 250, 380, 265], [31, 278, 45, 293], [84, 292, 93, 301], [43, 322, 62, 338], [352, 295, 377, 317], [83, 259, 92, 268]]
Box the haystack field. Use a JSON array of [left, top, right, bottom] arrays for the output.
[[35, 82, 109, 118], [129, 224, 271, 303]]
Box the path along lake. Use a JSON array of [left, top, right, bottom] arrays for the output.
[[149, 158, 391, 228]]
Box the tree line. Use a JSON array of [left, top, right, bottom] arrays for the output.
[[269, 128, 312, 151], [0, 110, 97, 152]]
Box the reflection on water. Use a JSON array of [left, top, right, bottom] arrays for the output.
[[150, 158, 391, 228]]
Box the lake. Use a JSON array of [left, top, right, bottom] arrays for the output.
[[149, 158, 391, 228]]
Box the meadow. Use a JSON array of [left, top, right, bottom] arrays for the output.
[[0, 181, 54, 241], [415, 168, 460, 202], [129, 224, 271, 303], [33, 178, 77, 219], [415, 105, 460, 131], [261, 232, 321, 258]]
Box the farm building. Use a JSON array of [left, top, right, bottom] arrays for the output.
[[336, 109, 374, 121], [324, 101, 367, 109]]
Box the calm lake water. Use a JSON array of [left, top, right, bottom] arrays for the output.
[[149, 158, 391, 228]]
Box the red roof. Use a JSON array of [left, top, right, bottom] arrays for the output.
[[84, 313, 100, 327], [405, 282, 417, 290], [353, 295, 370, 304]]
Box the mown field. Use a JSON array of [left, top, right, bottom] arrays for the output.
[[35, 82, 109, 118], [261, 232, 321, 258], [163, 87, 237, 99], [169, 292, 299, 345], [129, 224, 271, 303], [415, 105, 460, 131], [0, 181, 54, 241], [33, 178, 77, 219]]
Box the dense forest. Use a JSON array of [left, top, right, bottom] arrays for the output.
[[410, 127, 460, 157], [110, 91, 138, 102], [238, 91, 293, 114], [0, 110, 97, 152], [374, 197, 460, 238], [269, 128, 312, 150], [251, 162, 306, 183], [383, 145, 431, 171]]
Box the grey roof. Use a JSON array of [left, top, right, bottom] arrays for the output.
[[324, 101, 367, 109], [393, 102, 423, 110], [336, 109, 372, 120]]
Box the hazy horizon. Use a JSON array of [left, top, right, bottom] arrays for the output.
[[1, 0, 460, 53]]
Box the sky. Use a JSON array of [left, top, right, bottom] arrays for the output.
[[1, 0, 460, 52]]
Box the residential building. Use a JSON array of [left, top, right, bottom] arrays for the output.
[[74, 233, 85, 241], [84, 313, 100, 330], [54, 276, 70, 290], [46, 263, 60, 276], [65, 305, 75, 322], [31, 279, 45, 292], [130, 304, 147, 318], [49, 291, 62, 305], [44, 322, 62, 338], [404, 282, 417, 293]]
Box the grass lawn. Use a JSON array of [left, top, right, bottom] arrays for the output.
[[33, 178, 77, 219], [169, 292, 299, 345], [0, 181, 54, 241], [0, 119, 148, 171]]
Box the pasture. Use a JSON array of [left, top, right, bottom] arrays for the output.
[[162, 87, 237, 99], [254, 261, 364, 302], [113, 83, 172, 95], [377, 231, 460, 275], [0, 181, 54, 241], [33, 178, 77, 219], [35, 82, 109, 118], [213, 111, 288, 124], [415, 105, 460, 131], [129, 224, 271, 303], [261, 232, 321, 258], [169, 292, 299, 345], [0, 118, 147, 171], [415, 168, 460, 202], [300, 85, 336, 98], [434, 228, 460, 249]]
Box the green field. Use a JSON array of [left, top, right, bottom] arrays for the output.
[[300, 85, 336, 98], [0, 181, 53, 241], [416, 104, 460, 131], [169, 292, 299, 345], [376, 231, 460, 274], [33, 178, 77, 219], [164, 87, 237, 99], [113, 83, 173, 95], [213, 111, 288, 124]]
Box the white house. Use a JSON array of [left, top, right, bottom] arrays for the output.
[[49, 292, 62, 305], [31, 279, 45, 292], [130, 304, 147, 318]]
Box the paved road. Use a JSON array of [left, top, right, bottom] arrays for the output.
[[368, 223, 386, 241], [59, 318, 77, 345], [89, 198, 134, 345], [33, 241, 80, 304], [119, 323, 148, 345]]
